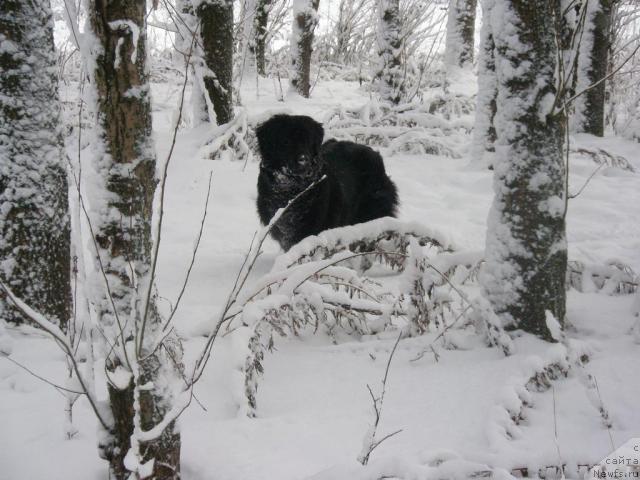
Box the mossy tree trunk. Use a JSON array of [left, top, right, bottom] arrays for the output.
[[0, 0, 71, 331], [197, 0, 234, 124], [472, 0, 497, 163], [375, 0, 404, 104], [88, 0, 181, 477], [254, 0, 273, 76], [580, 0, 614, 137], [444, 0, 478, 68], [482, 0, 568, 341], [290, 0, 320, 97]]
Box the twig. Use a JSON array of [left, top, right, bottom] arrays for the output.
[[0, 281, 111, 430], [190, 177, 328, 385], [563, 41, 640, 108], [138, 22, 199, 357], [409, 304, 472, 362], [358, 331, 403, 466], [568, 163, 603, 199], [160, 170, 213, 333], [593, 375, 616, 451], [1, 355, 85, 396], [551, 386, 565, 478], [66, 155, 132, 372]]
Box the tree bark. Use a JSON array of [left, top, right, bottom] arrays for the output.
[[254, 0, 273, 75], [482, 0, 567, 341], [472, 0, 497, 163], [197, 0, 234, 124], [578, 0, 614, 136], [444, 0, 478, 68], [0, 0, 71, 331], [375, 0, 404, 104], [87, 0, 181, 477], [290, 0, 320, 97]]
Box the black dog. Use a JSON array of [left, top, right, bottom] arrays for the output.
[[256, 114, 399, 250]]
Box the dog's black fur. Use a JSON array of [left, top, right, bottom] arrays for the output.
[[256, 114, 399, 250]]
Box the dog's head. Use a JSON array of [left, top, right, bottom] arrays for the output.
[[256, 114, 325, 178]]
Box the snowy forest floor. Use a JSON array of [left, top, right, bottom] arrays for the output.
[[1, 77, 639, 480]]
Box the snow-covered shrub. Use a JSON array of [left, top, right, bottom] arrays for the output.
[[567, 260, 637, 295], [199, 107, 255, 162], [322, 97, 473, 157], [570, 146, 635, 172], [234, 218, 516, 416]]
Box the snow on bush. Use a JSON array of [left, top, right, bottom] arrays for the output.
[[230, 218, 519, 416], [322, 96, 474, 158]]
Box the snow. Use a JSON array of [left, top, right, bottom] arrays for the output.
[[1, 61, 640, 480], [108, 20, 140, 66]]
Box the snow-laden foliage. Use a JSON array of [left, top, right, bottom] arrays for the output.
[[322, 96, 474, 157], [567, 260, 637, 295], [232, 218, 516, 416], [0, 0, 71, 328], [486, 324, 617, 476], [570, 145, 635, 172]]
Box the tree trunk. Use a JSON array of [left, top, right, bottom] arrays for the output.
[[482, 0, 567, 341], [254, 0, 272, 76], [472, 0, 497, 164], [0, 0, 71, 331], [197, 0, 234, 124], [576, 0, 614, 137], [241, 0, 258, 78], [375, 0, 404, 104], [87, 0, 181, 477], [444, 0, 478, 68], [290, 0, 320, 97], [177, 0, 209, 126]]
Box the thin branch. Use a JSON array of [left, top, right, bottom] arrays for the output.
[[1, 355, 85, 396], [138, 22, 199, 357], [358, 331, 402, 466], [160, 170, 213, 332], [568, 163, 603, 199], [191, 176, 328, 385], [563, 41, 640, 108], [66, 152, 132, 372], [0, 281, 110, 430], [367, 428, 403, 455]]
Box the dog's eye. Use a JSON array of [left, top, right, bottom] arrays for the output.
[[298, 154, 309, 164]]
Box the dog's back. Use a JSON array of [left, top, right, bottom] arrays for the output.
[[321, 139, 398, 224]]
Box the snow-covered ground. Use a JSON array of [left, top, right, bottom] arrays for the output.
[[1, 77, 639, 480]]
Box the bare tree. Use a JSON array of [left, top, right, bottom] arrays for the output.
[[481, 0, 567, 340], [444, 0, 478, 68], [290, 0, 320, 97], [87, 0, 182, 477], [0, 0, 71, 331], [608, 0, 640, 140], [375, 0, 405, 104]]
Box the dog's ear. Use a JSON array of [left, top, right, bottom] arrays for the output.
[[304, 117, 324, 154], [256, 118, 277, 163]]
